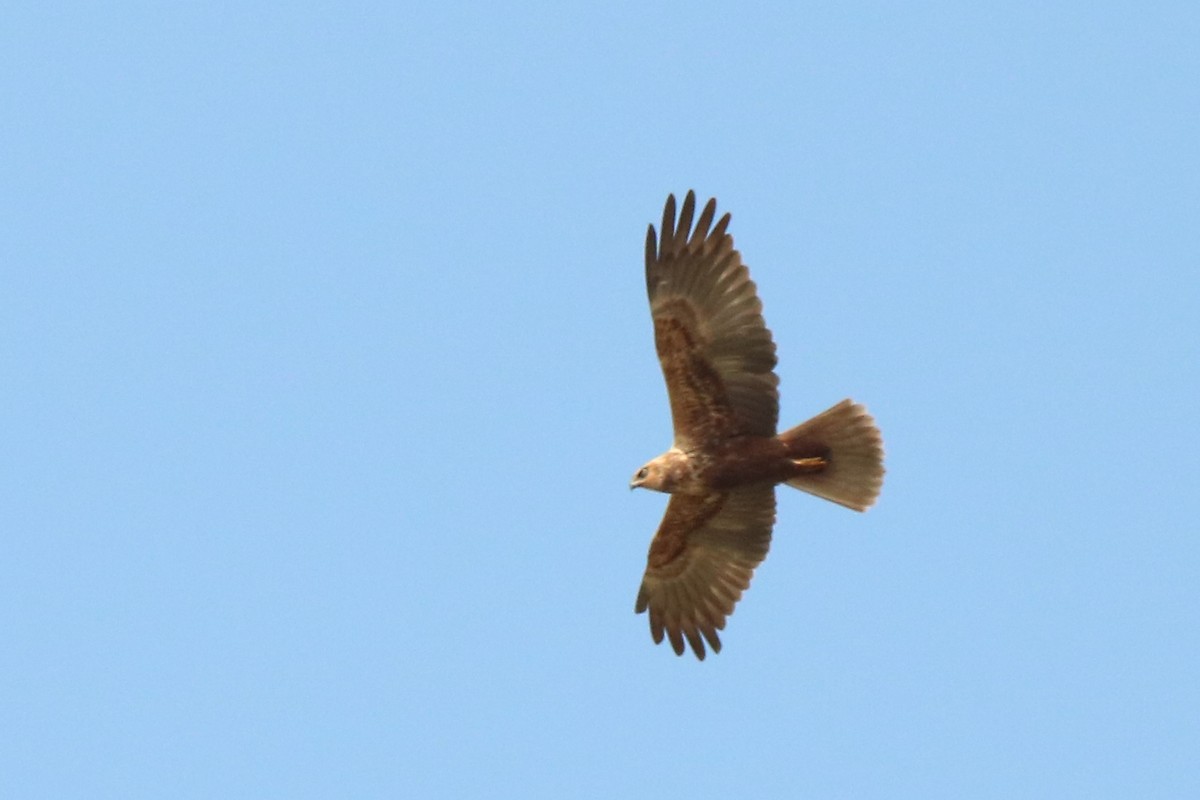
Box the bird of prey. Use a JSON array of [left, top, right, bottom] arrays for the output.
[[630, 191, 885, 660]]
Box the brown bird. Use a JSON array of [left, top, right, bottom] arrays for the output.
[[630, 191, 885, 660]]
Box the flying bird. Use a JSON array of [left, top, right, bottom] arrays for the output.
[[630, 191, 885, 660]]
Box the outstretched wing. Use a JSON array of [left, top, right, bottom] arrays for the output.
[[635, 485, 776, 660], [645, 191, 779, 450]]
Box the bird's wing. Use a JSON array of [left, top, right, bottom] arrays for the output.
[[645, 191, 779, 450], [635, 485, 776, 660]]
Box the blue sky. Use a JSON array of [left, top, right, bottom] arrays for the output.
[[2, 3, 1198, 797]]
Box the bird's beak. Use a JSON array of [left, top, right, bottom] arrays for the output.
[[629, 478, 640, 491]]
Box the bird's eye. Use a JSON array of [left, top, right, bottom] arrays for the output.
[[637, 467, 649, 479]]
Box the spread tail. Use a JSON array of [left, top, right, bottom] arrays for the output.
[[779, 399, 884, 512]]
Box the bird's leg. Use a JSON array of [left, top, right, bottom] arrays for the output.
[[790, 456, 828, 473]]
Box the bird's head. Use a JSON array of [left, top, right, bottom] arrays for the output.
[[629, 453, 680, 493]]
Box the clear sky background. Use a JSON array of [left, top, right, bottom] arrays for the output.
[[3, 3, 1198, 798]]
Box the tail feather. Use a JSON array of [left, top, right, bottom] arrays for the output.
[[779, 399, 884, 512]]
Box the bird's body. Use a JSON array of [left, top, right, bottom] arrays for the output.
[[635, 436, 816, 495], [630, 191, 885, 660]]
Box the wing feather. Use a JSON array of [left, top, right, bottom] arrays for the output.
[[645, 192, 779, 449], [635, 485, 776, 660]]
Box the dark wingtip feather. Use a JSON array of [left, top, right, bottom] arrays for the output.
[[691, 197, 717, 244], [649, 608, 665, 644], [667, 626, 685, 656], [677, 191, 696, 241], [644, 224, 659, 296], [712, 211, 731, 241], [684, 627, 706, 660], [661, 193, 677, 252]]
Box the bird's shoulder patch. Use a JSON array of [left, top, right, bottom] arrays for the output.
[[653, 301, 737, 444]]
